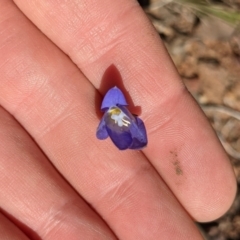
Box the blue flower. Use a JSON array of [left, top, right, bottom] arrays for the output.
[[96, 86, 147, 150]]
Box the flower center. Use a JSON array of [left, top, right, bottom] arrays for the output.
[[109, 107, 131, 127]]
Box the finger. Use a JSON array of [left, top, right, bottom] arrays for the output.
[[14, 0, 237, 221], [0, 212, 30, 240], [0, 1, 203, 240], [0, 107, 116, 240]]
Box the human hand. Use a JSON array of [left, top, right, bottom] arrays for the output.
[[0, 0, 236, 239]]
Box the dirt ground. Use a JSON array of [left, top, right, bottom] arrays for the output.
[[141, 0, 240, 239]]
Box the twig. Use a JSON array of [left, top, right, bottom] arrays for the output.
[[201, 105, 240, 160], [201, 105, 240, 121], [217, 132, 240, 160]]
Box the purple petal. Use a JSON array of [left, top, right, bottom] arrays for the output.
[[106, 126, 133, 150], [96, 117, 109, 140], [129, 117, 147, 149], [109, 105, 147, 150], [101, 86, 128, 110]]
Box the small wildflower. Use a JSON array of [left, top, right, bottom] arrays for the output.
[[96, 86, 147, 150]]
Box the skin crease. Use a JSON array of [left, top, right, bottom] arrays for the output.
[[0, 0, 236, 239], [0, 213, 30, 240]]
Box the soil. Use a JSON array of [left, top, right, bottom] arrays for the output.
[[141, 0, 240, 239]]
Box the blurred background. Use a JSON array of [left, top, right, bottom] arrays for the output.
[[139, 0, 240, 239]]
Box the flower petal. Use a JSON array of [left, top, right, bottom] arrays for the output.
[[96, 117, 109, 140], [113, 105, 147, 149], [101, 86, 128, 110], [106, 125, 133, 150], [129, 117, 148, 149]]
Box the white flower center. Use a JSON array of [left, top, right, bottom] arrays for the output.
[[109, 107, 131, 127]]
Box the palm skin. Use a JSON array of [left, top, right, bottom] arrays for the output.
[[0, 0, 236, 239]]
